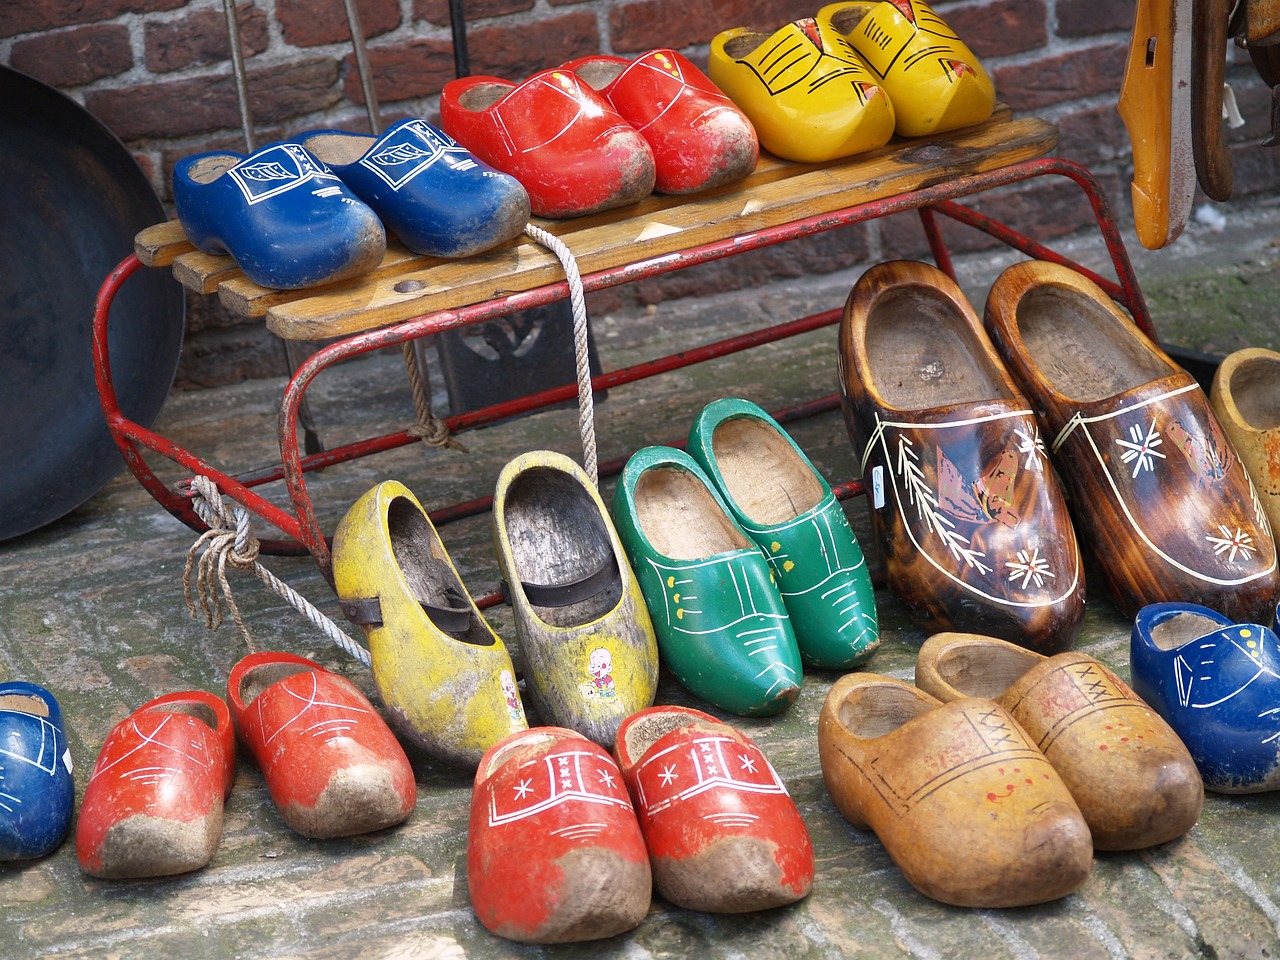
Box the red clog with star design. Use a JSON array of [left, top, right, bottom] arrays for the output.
[[467, 727, 651, 943], [613, 705, 814, 913]]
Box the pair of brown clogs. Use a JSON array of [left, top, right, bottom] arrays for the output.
[[819, 633, 1204, 908], [839, 259, 1278, 651]]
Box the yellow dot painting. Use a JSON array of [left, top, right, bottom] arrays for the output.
[[783, 560, 796, 572], [770, 541, 782, 553]]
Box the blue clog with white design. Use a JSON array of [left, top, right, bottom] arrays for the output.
[[0, 682, 75, 860], [1132, 601, 1280, 793], [612, 445, 802, 716], [173, 141, 386, 289], [298, 118, 530, 259]]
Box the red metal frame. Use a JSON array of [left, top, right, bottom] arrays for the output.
[[94, 157, 1152, 582]]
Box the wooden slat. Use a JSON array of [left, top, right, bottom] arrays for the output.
[[134, 220, 192, 267]]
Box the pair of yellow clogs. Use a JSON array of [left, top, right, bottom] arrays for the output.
[[709, 0, 995, 164]]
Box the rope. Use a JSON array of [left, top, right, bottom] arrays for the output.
[[182, 476, 372, 667], [524, 223, 599, 486], [401, 341, 466, 451]]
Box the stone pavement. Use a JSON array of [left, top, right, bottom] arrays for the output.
[[1, 194, 1279, 959]]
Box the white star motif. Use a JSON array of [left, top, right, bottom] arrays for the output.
[[1006, 546, 1055, 589], [1014, 427, 1045, 469], [1207, 525, 1256, 563], [513, 778, 533, 799], [658, 764, 678, 786], [738, 753, 757, 774], [1115, 418, 1166, 478], [597, 768, 616, 789]]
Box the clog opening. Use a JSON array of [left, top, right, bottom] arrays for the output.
[[187, 154, 240, 185], [711, 418, 822, 525], [476, 728, 575, 784], [824, 4, 875, 35], [1017, 284, 1171, 403], [634, 466, 752, 560], [146, 699, 220, 731], [504, 467, 621, 626], [864, 285, 1011, 409], [238, 662, 312, 706], [457, 82, 513, 112], [837, 683, 931, 738], [1149, 611, 1224, 651], [933, 641, 1036, 699], [303, 132, 372, 166], [0, 693, 49, 717], [620, 710, 712, 761], [723, 32, 769, 59], [574, 61, 626, 91], [1229, 355, 1280, 429]]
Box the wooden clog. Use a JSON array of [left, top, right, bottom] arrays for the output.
[[227, 652, 416, 838], [467, 727, 650, 943], [838, 259, 1085, 653], [0, 682, 74, 861], [612, 445, 803, 716], [1191, 0, 1234, 201], [984, 260, 1279, 623], [492, 450, 658, 747], [818, 673, 1093, 907], [915, 632, 1202, 850], [1210, 347, 1280, 536], [1132, 602, 1280, 793], [614, 705, 814, 913], [688, 397, 880, 669], [77, 691, 234, 878], [333, 480, 528, 766]]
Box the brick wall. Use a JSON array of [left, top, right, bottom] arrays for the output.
[[3, 0, 1277, 388]]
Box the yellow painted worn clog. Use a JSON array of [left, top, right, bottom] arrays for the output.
[[332, 480, 528, 767], [820, 0, 995, 138], [708, 17, 895, 163]]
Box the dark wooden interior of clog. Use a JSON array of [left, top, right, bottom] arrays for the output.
[[619, 710, 714, 763], [723, 32, 769, 59], [0, 693, 50, 717], [573, 61, 625, 91], [711, 418, 822, 525], [457, 82, 514, 112], [865, 286, 1010, 409], [823, 4, 875, 34], [186, 154, 240, 185], [1149, 611, 1224, 651], [1230, 355, 1280, 429], [634, 466, 752, 561], [144, 700, 219, 731], [238, 662, 310, 707], [836, 682, 934, 739], [1017, 285, 1172, 402], [303, 132, 374, 167], [932, 641, 1037, 699]]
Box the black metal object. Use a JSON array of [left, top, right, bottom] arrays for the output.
[[0, 66, 185, 541]]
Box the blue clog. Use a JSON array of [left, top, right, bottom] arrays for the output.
[[0, 682, 75, 860], [173, 141, 386, 289], [1132, 601, 1280, 792], [298, 118, 530, 259]]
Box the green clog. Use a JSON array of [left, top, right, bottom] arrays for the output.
[[688, 398, 880, 669], [612, 445, 802, 716]]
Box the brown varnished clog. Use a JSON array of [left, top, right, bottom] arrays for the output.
[[1211, 347, 1280, 538], [915, 632, 1203, 850], [818, 672, 1092, 907], [984, 260, 1279, 622], [838, 260, 1084, 654]]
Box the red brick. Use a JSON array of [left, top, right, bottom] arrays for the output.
[[10, 23, 132, 86], [342, 38, 457, 105], [464, 11, 600, 78], [609, 0, 799, 54], [1056, 103, 1131, 167], [1, 0, 184, 39], [414, 0, 534, 29], [1056, 0, 1133, 38], [943, 0, 1047, 59], [993, 41, 1127, 111], [277, 0, 400, 49], [145, 4, 268, 74]]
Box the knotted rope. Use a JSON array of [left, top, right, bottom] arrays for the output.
[[182, 476, 372, 667]]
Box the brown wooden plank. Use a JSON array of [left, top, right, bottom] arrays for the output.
[[133, 220, 192, 267]]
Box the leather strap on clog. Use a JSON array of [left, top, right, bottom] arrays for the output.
[[501, 555, 618, 608], [341, 586, 473, 636]]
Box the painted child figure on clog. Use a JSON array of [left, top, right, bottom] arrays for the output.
[[173, 141, 386, 290], [0, 682, 74, 861], [1132, 602, 1280, 793], [298, 118, 530, 259], [820, 0, 996, 138], [688, 398, 879, 668], [708, 17, 895, 163]]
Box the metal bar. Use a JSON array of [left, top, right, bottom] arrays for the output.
[[448, 0, 470, 77], [917, 206, 956, 278], [221, 0, 256, 152], [341, 0, 383, 133]]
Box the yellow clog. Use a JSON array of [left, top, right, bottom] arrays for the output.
[[819, 0, 995, 138], [332, 480, 528, 767], [708, 18, 895, 163]]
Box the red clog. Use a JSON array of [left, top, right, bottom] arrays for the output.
[[440, 68, 656, 219], [468, 727, 651, 943], [76, 690, 235, 879], [562, 49, 758, 195], [227, 651, 416, 839], [613, 705, 814, 913]]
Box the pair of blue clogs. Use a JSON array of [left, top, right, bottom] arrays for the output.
[[173, 118, 531, 290], [1132, 601, 1280, 793], [0, 682, 74, 861]]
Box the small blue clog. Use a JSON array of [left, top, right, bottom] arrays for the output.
[[298, 118, 531, 259], [0, 682, 75, 860], [1131, 601, 1280, 793], [173, 141, 386, 289]]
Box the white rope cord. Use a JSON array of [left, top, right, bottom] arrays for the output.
[[182, 476, 372, 667]]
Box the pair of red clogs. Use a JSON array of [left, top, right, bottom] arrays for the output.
[[439, 49, 759, 219], [467, 706, 814, 943], [76, 652, 415, 879]]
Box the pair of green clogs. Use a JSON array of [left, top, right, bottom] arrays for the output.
[[613, 398, 880, 716]]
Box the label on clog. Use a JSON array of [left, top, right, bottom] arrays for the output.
[[361, 120, 479, 190], [230, 143, 343, 205]]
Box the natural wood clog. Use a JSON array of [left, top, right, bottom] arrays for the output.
[[227, 652, 416, 838], [77, 690, 234, 878], [0, 682, 74, 861], [467, 727, 650, 943], [613, 705, 814, 913], [493, 450, 658, 747], [818, 673, 1093, 907], [1210, 347, 1280, 536], [915, 632, 1202, 850], [838, 259, 1085, 653], [984, 260, 1279, 623]]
